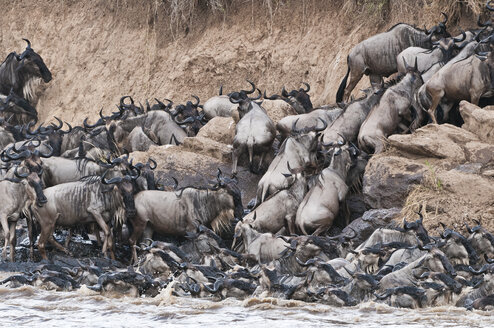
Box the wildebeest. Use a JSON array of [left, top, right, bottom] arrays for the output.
[[256, 120, 324, 204], [336, 15, 449, 102], [322, 86, 387, 147], [358, 59, 424, 154], [129, 171, 243, 263], [202, 81, 256, 119], [32, 170, 139, 260], [293, 143, 356, 235], [264, 83, 313, 114], [0, 39, 52, 106], [230, 92, 276, 176], [0, 89, 39, 123], [0, 166, 46, 261], [415, 40, 484, 123], [276, 107, 343, 140]]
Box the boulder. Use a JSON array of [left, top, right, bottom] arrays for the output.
[[196, 117, 235, 145], [181, 136, 232, 162], [460, 100, 494, 145], [261, 99, 297, 124], [363, 155, 427, 208]]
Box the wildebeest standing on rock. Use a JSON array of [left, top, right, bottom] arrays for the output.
[[336, 14, 449, 102], [230, 87, 276, 176], [264, 83, 313, 114], [129, 170, 243, 263], [358, 59, 424, 154]]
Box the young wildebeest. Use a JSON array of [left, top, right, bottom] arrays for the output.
[[255, 119, 324, 204], [33, 170, 139, 260], [293, 142, 356, 235], [358, 59, 424, 154], [129, 171, 243, 263], [230, 91, 276, 176], [336, 14, 449, 102]]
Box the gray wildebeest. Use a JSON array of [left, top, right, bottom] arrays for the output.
[[336, 14, 449, 103], [202, 81, 257, 119], [256, 119, 325, 204], [33, 170, 139, 260], [293, 142, 356, 235], [358, 59, 424, 154], [129, 171, 243, 263], [417, 39, 493, 124], [276, 107, 343, 140], [0, 166, 46, 261], [0, 39, 52, 119], [230, 92, 276, 176]]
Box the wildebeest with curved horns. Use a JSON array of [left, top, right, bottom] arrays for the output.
[[264, 83, 313, 114], [0, 39, 52, 106], [32, 170, 140, 260], [336, 14, 449, 103], [129, 170, 243, 263]]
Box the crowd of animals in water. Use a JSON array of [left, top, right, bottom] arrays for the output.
[[1, 1, 494, 311]]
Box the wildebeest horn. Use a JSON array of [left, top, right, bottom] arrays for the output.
[[291, 118, 301, 134], [174, 116, 195, 125], [218, 85, 223, 96], [301, 82, 310, 92], [22, 38, 32, 50], [240, 80, 256, 95], [4, 148, 31, 161], [14, 165, 29, 179], [453, 29, 466, 42], [38, 144, 54, 158], [440, 12, 448, 25], [61, 121, 72, 134], [478, 15, 492, 27], [171, 177, 178, 190], [170, 133, 181, 145], [191, 95, 200, 107], [83, 117, 104, 129], [101, 170, 122, 185], [50, 117, 63, 130], [120, 96, 134, 107], [336, 132, 347, 146], [281, 86, 289, 97], [468, 264, 488, 275], [487, 0, 494, 11], [263, 90, 280, 100], [229, 93, 242, 104], [314, 118, 328, 132], [249, 88, 262, 101], [148, 158, 157, 170]]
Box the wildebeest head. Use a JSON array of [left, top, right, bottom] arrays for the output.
[[102, 168, 140, 218], [403, 212, 430, 245], [466, 219, 494, 260], [426, 12, 450, 39], [265, 83, 313, 114], [16, 39, 52, 83], [212, 168, 243, 220], [132, 158, 157, 190], [13, 164, 47, 207]]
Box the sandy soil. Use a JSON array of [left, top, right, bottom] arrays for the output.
[[0, 0, 481, 125]]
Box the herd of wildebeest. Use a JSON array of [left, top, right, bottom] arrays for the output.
[[2, 2, 494, 311]]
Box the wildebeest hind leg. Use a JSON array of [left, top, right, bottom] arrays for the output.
[[344, 70, 364, 102], [9, 221, 16, 262], [48, 235, 71, 255], [1, 217, 11, 260], [64, 228, 72, 248], [89, 210, 115, 260]]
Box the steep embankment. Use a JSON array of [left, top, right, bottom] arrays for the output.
[[0, 0, 484, 124]]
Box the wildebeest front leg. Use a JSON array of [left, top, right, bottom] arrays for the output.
[[1, 217, 11, 261], [232, 146, 242, 177], [88, 209, 115, 260], [64, 228, 73, 248], [8, 221, 16, 262]]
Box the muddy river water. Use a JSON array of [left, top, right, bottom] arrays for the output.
[[1, 282, 493, 328]]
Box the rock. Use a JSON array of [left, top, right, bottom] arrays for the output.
[[460, 100, 494, 144], [363, 155, 427, 208], [182, 136, 232, 162], [387, 124, 477, 162], [261, 99, 297, 124], [341, 208, 402, 248], [196, 117, 235, 145]]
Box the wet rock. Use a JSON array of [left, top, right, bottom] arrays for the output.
[[196, 116, 236, 145], [460, 101, 494, 144], [341, 208, 401, 247]]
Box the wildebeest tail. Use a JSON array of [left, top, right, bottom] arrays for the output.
[[336, 56, 351, 103], [247, 136, 254, 166]]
